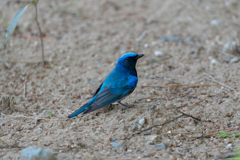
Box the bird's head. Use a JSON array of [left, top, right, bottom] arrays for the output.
[[116, 52, 144, 70]]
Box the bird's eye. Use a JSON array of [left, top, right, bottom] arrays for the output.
[[126, 57, 131, 61]]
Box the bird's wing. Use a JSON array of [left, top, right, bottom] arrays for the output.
[[93, 82, 103, 97], [83, 86, 134, 114]]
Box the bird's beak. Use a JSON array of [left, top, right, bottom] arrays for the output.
[[136, 54, 144, 59]]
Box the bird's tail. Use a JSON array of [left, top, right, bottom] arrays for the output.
[[68, 98, 95, 118]]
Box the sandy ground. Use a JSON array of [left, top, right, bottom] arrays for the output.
[[1, 0, 240, 159]]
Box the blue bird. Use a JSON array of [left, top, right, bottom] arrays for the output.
[[68, 52, 144, 118]]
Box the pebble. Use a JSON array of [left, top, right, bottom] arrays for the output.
[[21, 146, 57, 160], [210, 19, 221, 26], [145, 135, 160, 142], [148, 143, 166, 149], [119, 119, 124, 124], [223, 41, 238, 55], [110, 142, 122, 149], [112, 138, 117, 142], [154, 51, 164, 57], [178, 149, 184, 153], [138, 118, 145, 126], [209, 57, 218, 65], [229, 57, 239, 64], [226, 144, 232, 149], [84, 94, 92, 99]]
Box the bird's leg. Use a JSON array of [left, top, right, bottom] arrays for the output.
[[107, 104, 114, 111], [118, 101, 134, 113]]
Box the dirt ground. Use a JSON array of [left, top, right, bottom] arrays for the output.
[[1, 0, 240, 159]]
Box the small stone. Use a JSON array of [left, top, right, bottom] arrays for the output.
[[84, 94, 92, 99], [144, 44, 148, 48], [178, 149, 184, 153], [119, 119, 124, 124], [226, 144, 232, 149], [21, 146, 57, 160], [210, 19, 221, 26], [112, 138, 117, 142], [127, 149, 133, 153], [110, 142, 122, 149], [209, 57, 218, 65], [145, 135, 160, 142], [177, 143, 182, 147], [139, 118, 145, 126], [154, 51, 164, 57], [223, 41, 238, 55], [148, 143, 166, 149], [229, 57, 239, 64]]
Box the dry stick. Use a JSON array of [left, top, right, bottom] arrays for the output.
[[103, 129, 116, 148], [34, 1, 45, 66], [186, 94, 209, 111], [203, 73, 236, 92], [24, 75, 28, 98], [141, 83, 217, 88]]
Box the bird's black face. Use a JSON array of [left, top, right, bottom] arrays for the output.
[[121, 54, 144, 70]]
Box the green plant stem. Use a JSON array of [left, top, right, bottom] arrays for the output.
[[0, 139, 8, 145], [34, 2, 45, 66]]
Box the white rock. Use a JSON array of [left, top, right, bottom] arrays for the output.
[[154, 51, 164, 57], [138, 118, 145, 126], [210, 19, 221, 25], [226, 144, 232, 149], [21, 146, 57, 160], [119, 119, 124, 124], [229, 57, 239, 64], [209, 57, 218, 65]]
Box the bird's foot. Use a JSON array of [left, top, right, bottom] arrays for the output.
[[118, 101, 134, 113]]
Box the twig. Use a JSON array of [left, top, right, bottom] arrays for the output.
[[176, 110, 201, 121], [141, 83, 217, 88], [103, 129, 116, 148], [24, 74, 28, 98], [203, 73, 236, 92], [0, 139, 8, 146], [33, 0, 45, 66], [136, 32, 147, 42], [186, 94, 209, 111]]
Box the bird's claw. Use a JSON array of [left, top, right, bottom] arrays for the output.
[[121, 105, 134, 113]]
